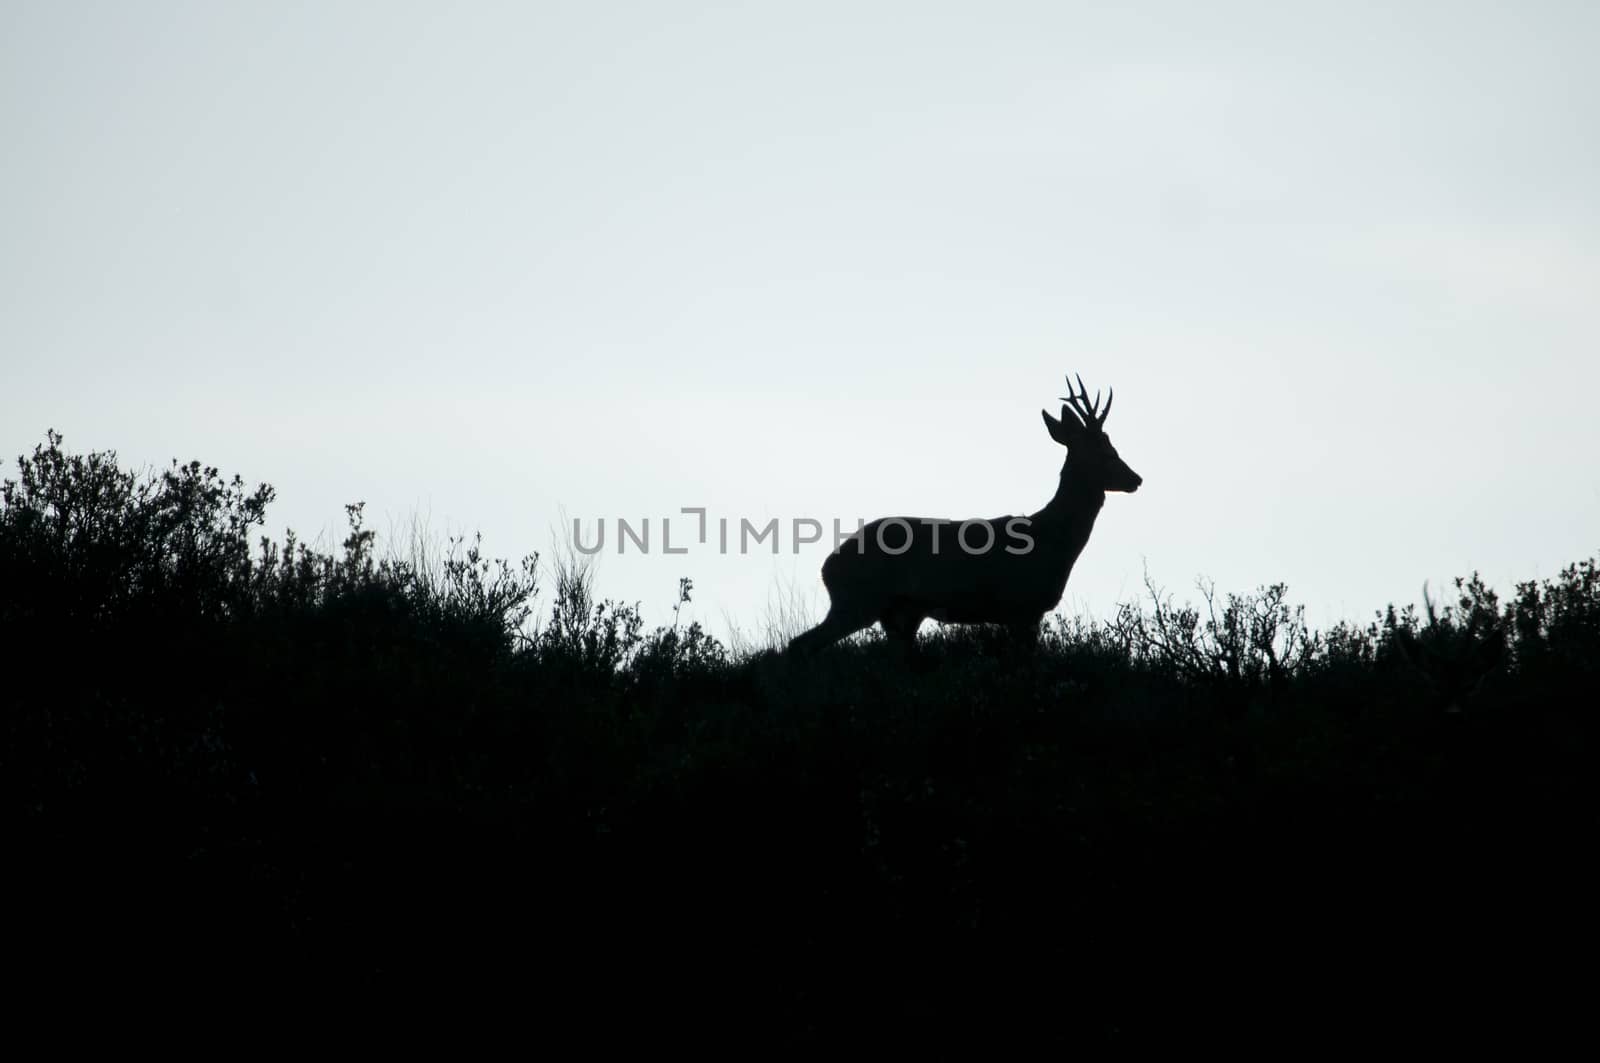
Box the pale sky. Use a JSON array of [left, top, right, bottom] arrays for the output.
[[5, 1, 1598, 648]]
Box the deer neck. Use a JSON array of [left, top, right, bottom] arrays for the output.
[[1032, 463, 1106, 541]]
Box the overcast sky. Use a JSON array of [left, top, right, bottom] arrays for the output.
[[5, 0, 1598, 647]]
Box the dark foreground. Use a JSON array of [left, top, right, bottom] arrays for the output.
[[5, 433, 1595, 1045]]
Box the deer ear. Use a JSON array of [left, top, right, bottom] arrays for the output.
[[1042, 407, 1077, 446]]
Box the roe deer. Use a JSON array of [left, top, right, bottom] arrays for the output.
[[787, 374, 1142, 655]]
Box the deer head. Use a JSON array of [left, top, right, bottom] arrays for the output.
[[1040, 373, 1143, 493]]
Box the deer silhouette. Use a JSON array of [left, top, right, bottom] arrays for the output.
[[787, 374, 1142, 656]]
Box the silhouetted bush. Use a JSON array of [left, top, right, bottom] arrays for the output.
[[5, 430, 1594, 1045]]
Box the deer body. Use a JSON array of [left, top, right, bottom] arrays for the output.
[[788, 375, 1140, 655]]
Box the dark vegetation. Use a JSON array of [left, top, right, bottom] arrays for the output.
[[6, 431, 1596, 1043]]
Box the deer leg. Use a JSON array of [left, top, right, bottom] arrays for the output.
[[880, 607, 925, 646], [787, 603, 875, 657], [1003, 614, 1044, 655]]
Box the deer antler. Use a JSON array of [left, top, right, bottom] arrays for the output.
[[1061, 373, 1113, 430]]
